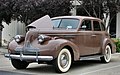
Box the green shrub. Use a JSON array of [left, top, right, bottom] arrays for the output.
[[112, 38, 120, 52]]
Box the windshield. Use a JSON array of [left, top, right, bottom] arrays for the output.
[[52, 18, 79, 29]]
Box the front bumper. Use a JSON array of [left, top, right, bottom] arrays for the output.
[[4, 53, 53, 61], [5, 46, 53, 62]]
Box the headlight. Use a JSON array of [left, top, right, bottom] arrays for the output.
[[38, 35, 45, 43], [14, 35, 21, 42]]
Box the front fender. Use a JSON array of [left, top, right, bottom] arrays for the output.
[[8, 39, 80, 61], [8, 40, 23, 52], [48, 39, 80, 61]]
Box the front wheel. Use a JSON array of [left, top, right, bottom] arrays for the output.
[[100, 45, 111, 63], [53, 48, 72, 73], [11, 59, 29, 69]]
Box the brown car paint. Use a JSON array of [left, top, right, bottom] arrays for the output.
[[7, 15, 116, 61]]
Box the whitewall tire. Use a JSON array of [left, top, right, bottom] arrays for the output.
[[54, 48, 72, 73], [100, 45, 111, 63]]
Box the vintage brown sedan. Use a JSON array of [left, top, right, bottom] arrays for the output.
[[5, 15, 116, 73]]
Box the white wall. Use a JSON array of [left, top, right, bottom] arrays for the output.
[[2, 20, 26, 46], [116, 12, 120, 38]]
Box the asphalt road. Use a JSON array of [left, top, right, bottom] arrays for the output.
[[0, 53, 120, 75]]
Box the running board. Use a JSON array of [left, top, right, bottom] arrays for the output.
[[80, 55, 103, 60]]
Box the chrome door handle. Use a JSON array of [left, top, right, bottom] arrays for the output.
[[92, 35, 96, 37]]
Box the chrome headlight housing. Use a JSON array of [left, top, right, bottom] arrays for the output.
[[38, 35, 45, 43], [14, 35, 21, 42]]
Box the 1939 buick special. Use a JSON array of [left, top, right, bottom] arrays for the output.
[[5, 15, 116, 73]]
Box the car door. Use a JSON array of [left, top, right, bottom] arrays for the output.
[[92, 20, 103, 54], [78, 19, 94, 56]]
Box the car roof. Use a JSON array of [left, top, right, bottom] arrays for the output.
[[51, 16, 101, 21]]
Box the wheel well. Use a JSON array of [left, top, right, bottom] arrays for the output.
[[63, 46, 74, 61], [107, 43, 112, 53]]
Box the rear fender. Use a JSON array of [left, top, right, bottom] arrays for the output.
[[102, 38, 116, 54]]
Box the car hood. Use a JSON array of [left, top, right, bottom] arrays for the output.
[[26, 29, 78, 37], [25, 29, 78, 42], [26, 15, 53, 30], [25, 15, 78, 42], [38, 29, 77, 35], [26, 15, 78, 35], [26, 15, 78, 32]]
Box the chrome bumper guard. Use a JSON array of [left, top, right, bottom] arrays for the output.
[[4, 46, 53, 61]]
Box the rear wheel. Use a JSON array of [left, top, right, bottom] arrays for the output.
[[11, 59, 29, 69], [53, 48, 72, 73], [100, 45, 111, 63]]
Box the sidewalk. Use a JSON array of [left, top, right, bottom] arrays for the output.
[[0, 46, 8, 55]]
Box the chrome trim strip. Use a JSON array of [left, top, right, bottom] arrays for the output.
[[4, 54, 53, 61]]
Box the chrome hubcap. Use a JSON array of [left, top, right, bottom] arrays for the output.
[[105, 47, 110, 60], [60, 53, 69, 68]]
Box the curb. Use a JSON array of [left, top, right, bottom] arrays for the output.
[[112, 53, 120, 57], [0, 47, 8, 55], [112, 53, 120, 55], [0, 51, 5, 55]]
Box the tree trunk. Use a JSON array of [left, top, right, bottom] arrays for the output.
[[103, 13, 110, 33]]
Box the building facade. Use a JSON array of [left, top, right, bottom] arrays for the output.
[[2, 20, 26, 46], [0, 25, 4, 46], [116, 12, 120, 38]]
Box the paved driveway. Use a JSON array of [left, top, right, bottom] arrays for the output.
[[0, 48, 120, 75]]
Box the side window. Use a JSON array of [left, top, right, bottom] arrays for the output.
[[101, 22, 106, 31], [52, 19, 61, 28], [93, 21, 101, 31], [81, 20, 92, 31]]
